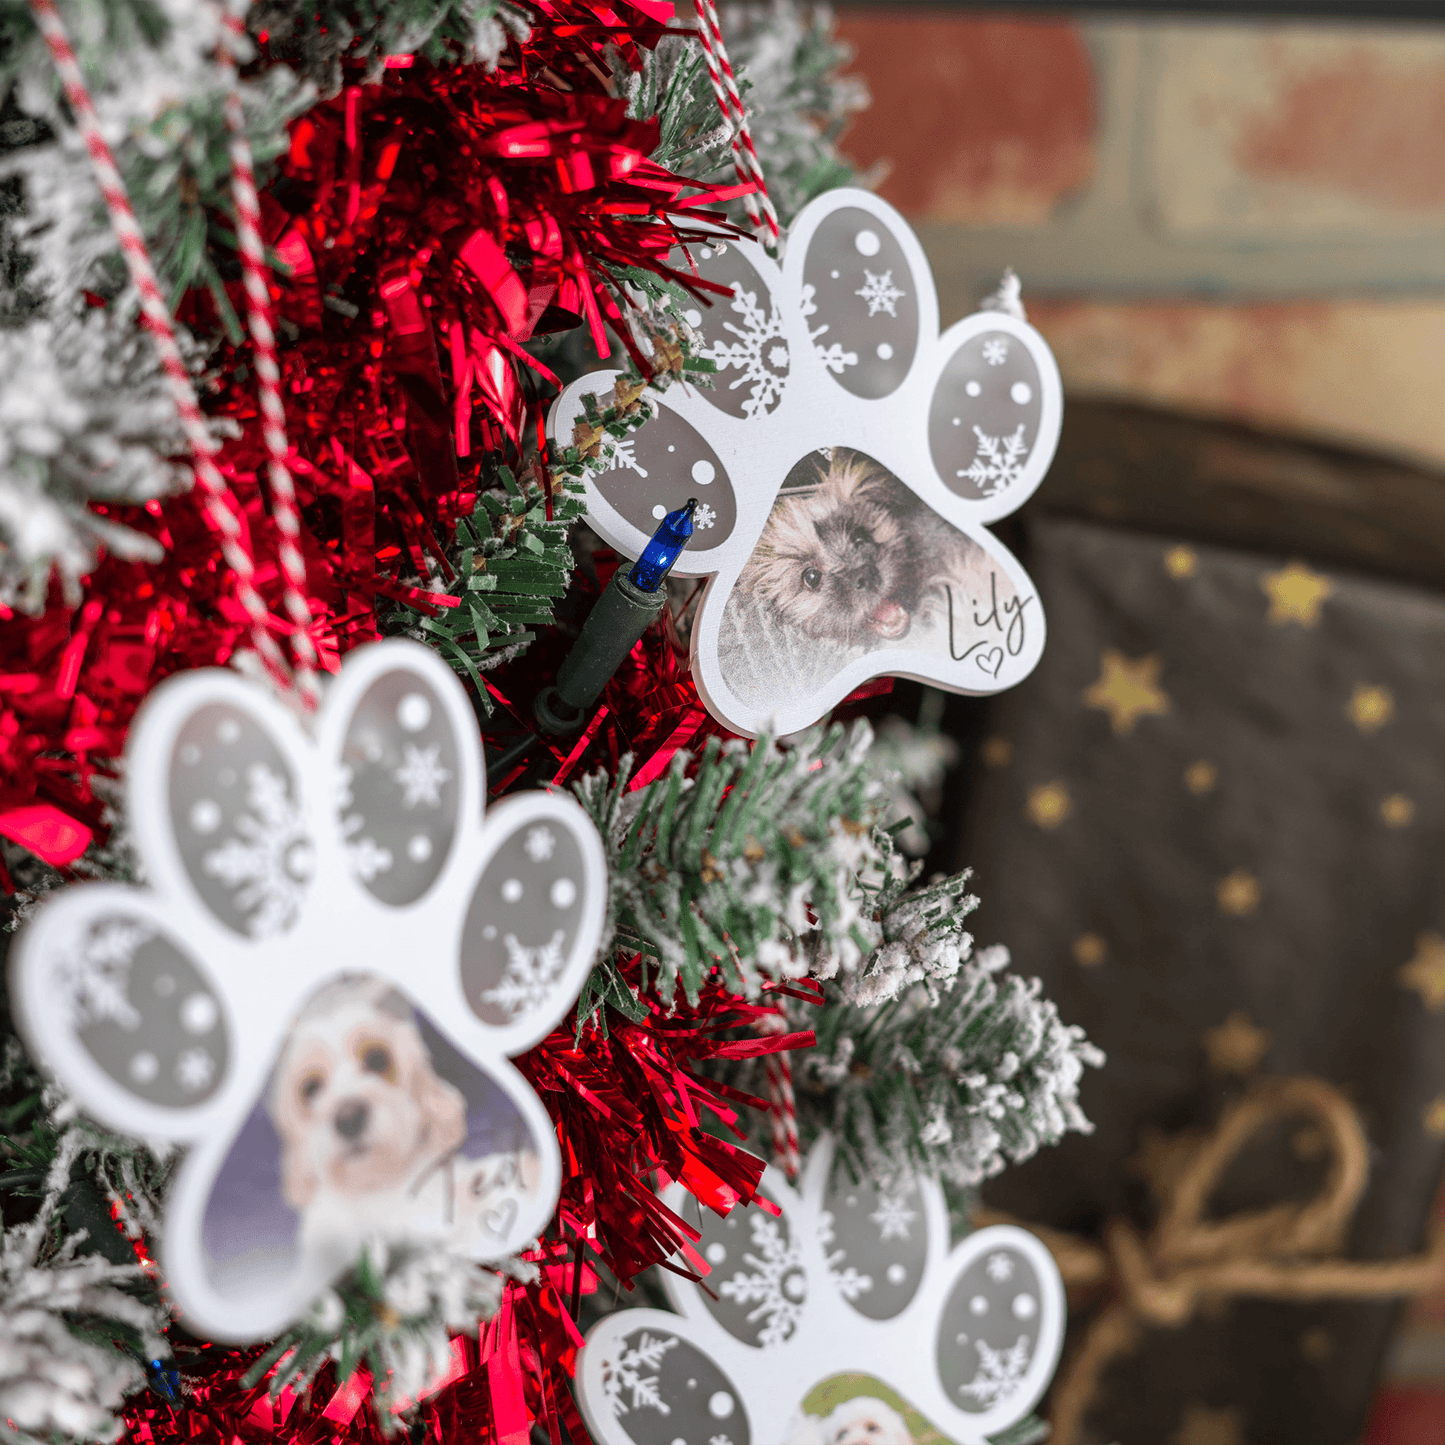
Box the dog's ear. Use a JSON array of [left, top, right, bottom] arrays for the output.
[[413, 1063, 467, 1156]]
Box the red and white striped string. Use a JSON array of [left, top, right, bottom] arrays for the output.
[[217, 6, 319, 710], [691, 0, 779, 249], [759, 1010, 801, 1180], [26, 0, 307, 703]]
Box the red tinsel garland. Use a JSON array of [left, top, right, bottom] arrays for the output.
[[0, 4, 744, 868]]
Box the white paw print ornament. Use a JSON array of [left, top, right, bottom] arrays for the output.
[[577, 1135, 1065, 1445], [550, 188, 1063, 737], [11, 639, 606, 1340]]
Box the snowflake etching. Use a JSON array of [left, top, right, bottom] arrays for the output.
[[524, 827, 556, 862], [394, 744, 451, 809], [601, 1333, 677, 1416], [986, 1252, 1014, 1282], [64, 918, 153, 1030], [605, 435, 648, 478], [855, 268, 905, 318], [481, 930, 568, 1020], [203, 764, 314, 938], [957, 1336, 1032, 1408], [720, 1209, 871, 1346], [868, 1191, 918, 1242], [175, 1046, 216, 1092], [799, 282, 858, 377], [703, 287, 791, 418], [694, 502, 717, 531], [335, 765, 394, 883], [959, 424, 1029, 497], [982, 338, 1009, 366]]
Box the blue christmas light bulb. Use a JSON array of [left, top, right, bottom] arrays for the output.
[[628, 498, 697, 593]]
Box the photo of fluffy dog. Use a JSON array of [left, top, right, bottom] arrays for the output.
[[268, 975, 539, 1272], [734, 449, 991, 650], [784, 1394, 919, 1445]]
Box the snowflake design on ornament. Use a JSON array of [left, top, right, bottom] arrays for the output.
[[718, 1208, 871, 1348], [63, 918, 152, 1030], [576, 1136, 1066, 1445], [394, 744, 451, 809], [957, 1336, 1032, 1408], [13, 638, 609, 1343], [868, 1191, 918, 1242], [481, 930, 568, 1021], [702, 286, 792, 419], [202, 764, 313, 938], [986, 1252, 1014, 1283], [557, 188, 1062, 738], [855, 268, 905, 318], [606, 436, 648, 479], [600, 1332, 677, 1416], [960, 424, 1029, 497], [694, 502, 717, 531]]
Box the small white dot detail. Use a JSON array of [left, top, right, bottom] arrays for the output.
[[855, 229, 881, 256], [966, 380, 982, 397], [684, 308, 702, 327], [408, 834, 433, 863], [705, 1242, 727, 1264], [1013, 1293, 1037, 1319], [180, 993, 218, 1034], [482, 925, 497, 940], [501, 879, 523, 903], [709, 1392, 735, 1420], [130, 1052, 159, 1083], [887, 1263, 907, 1284], [876, 342, 893, 360], [970, 1295, 989, 1315], [1011, 381, 1033, 404], [652, 504, 667, 520], [830, 269, 840, 278], [217, 719, 241, 745], [551, 877, 577, 908], [189, 799, 221, 834], [691, 459, 715, 485], [398, 693, 431, 732]]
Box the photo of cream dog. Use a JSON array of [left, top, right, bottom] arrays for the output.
[[784, 1394, 917, 1445], [268, 975, 539, 1271], [734, 449, 990, 649]]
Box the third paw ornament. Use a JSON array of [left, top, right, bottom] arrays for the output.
[[10, 639, 607, 1341], [576, 1135, 1065, 1445], [550, 188, 1063, 737]]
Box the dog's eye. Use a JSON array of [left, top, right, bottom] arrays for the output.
[[849, 526, 871, 547], [299, 1073, 324, 1106], [802, 566, 822, 590], [360, 1043, 393, 1076]]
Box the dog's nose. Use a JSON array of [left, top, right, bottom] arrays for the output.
[[334, 1100, 369, 1140], [849, 566, 879, 592]]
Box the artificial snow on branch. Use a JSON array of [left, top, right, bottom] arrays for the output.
[[573, 722, 887, 1011]]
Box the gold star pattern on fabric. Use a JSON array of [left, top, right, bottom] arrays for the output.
[[1165, 545, 1198, 579], [1073, 933, 1106, 967], [1425, 1096, 1445, 1139], [1083, 650, 1171, 735], [1216, 870, 1261, 917], [1174, 1402, 1245, 1445], [1381, 794, 1415, 827], [1399, 932, 1445, 1011], [1026, 781, 1072, 830], [1261, 560, 1333, 627], [1348, 683, 1395, 733], [980, 736, 1012, 768], [1204, 1012, 1271, 1075], [1184, 760, 1218, 795]]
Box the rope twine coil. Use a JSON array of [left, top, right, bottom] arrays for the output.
[[977, 1076, 1445, 1445]]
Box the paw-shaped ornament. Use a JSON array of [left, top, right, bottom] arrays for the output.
[[11, 639, 606, 1341], [577, 1136, 1065, 1445], [550, 188, 1062, 737]]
